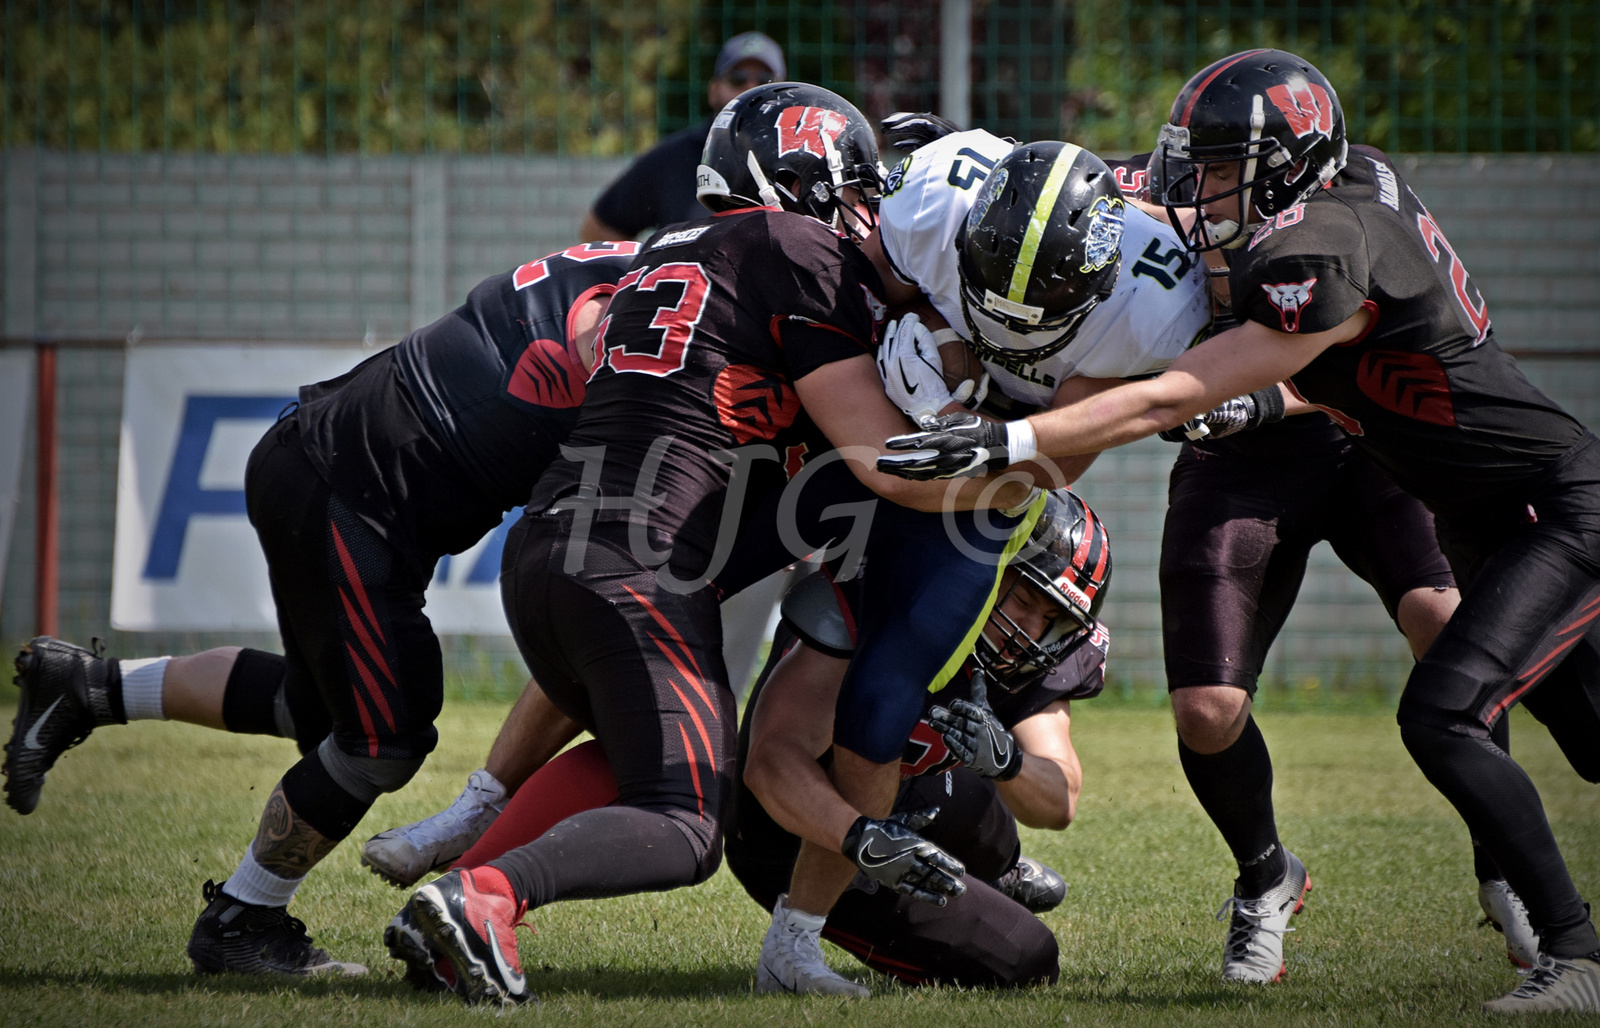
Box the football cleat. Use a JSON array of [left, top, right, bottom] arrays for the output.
[[4, 636, 121, 815], [1479, 879, 1540, 970], [995, 856, 1067, 913], [1216, 850, 1311, 983], [384, 905, 456, 994], [406, 867, 532, 1005], [361, 769, 507, 887], [1481, 951, 1600, 1014], [188, 879, 367, 976], [755, 894, 871, 998]]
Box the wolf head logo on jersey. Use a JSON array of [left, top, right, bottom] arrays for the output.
[[776, 106, 849, 159], [1266, 81, 1335, 139], [1262, 278, 1318, 333], [1080, 195, 1125, 274]]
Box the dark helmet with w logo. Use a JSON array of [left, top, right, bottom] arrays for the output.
[[1147, 49, 1347, 251], [697, 82, 886, 240]]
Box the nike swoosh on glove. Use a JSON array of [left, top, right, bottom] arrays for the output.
[[877, 413, 1011, 480], [1157, 386, 1286, 442], [927, 672, 1023, 781], [842, 808, 966, 906]]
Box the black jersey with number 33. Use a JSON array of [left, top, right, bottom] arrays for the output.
[[529, 209, 884, 576], [1229, 145, 1585, 513]]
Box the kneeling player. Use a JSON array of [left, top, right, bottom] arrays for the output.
[[732, 486, 1111, 993]]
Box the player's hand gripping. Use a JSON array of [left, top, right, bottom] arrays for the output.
[[876, 412, 1036, 480], [841, 808, 966, 906], [927, 672, 1024, 781], [1158, 386, 1286, 442], [876, 313, 986, 426], [881, 111, 963, 150]]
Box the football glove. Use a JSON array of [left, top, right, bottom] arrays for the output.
[[842, 808, 966, 906], [878, 413, 1033, 480], [1157, 386, 1286, 442], [927, 672, 1023, 782], [881, 111, 963, 151], [876, 314, 984, 426]]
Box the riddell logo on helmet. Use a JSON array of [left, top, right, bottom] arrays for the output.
[[1266, 81, 1334, 139], [776, 106, 848, 158]]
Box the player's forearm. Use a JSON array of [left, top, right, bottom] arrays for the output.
[[996, 753, 1080, 830], [1028, 377, 1202, 458], [744, 741, 861, 850]]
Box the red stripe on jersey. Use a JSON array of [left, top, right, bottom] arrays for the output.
[[346, 641, 398, 733], [337, 585, 396, 686]]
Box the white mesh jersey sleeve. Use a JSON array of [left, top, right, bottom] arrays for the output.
[[877, 130, 1017, 331], [979, 206, 1213, 408]]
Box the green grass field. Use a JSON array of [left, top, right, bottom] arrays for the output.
[[1, 699, 1595, 1026]]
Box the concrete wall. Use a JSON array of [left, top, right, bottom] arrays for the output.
[[2, 150, 1597, 695]]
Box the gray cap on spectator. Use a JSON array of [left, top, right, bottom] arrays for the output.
[[714, 31, 786, 80]]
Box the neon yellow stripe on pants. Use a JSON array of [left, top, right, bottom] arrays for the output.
[[927, 490, 1048, 695]]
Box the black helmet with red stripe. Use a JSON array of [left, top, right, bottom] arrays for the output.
[[697, 82, 885, 241], [1147, 48, 1347, 252], [976, 487, 1112, 692]]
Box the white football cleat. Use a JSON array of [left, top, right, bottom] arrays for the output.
[[1481, 952, 1600, 1014], [1479, 879, 1540, 970], [1217, 850, 1311, 983], [361, 769, 507, 887], [756, 894, 870, 998]]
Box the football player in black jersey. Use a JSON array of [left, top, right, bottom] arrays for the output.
[[879, 49, 1600, 1014], [732, 487, 1111, 991], [394, 84, 1048, 1006], [4, 243, 640, 977]]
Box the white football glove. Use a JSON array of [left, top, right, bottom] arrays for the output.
[[876, 313, 985, 426]]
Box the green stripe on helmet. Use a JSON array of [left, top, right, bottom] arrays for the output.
[[1006, 143, 1083, 305]]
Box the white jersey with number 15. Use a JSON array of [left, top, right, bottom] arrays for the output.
[[877, 129, 1212, 408]]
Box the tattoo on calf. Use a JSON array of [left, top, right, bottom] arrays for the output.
[[252, 782, 339, 878]]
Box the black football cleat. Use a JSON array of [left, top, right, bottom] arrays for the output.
[[188, 879, 367, 976], [995, 856, 1068, 913], [384, 904, 456, 994], [4, 636, 119, 815]]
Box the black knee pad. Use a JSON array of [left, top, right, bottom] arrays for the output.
[[280, 745, 373, 841], [220, 649, 290, 737], [1397, 663, 1492, 737], [1007, 915, 1060, 987]]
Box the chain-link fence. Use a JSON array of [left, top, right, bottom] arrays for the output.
[[5, 1, 1596, 158]]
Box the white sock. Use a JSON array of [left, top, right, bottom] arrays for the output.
[[223, 844, 304, 908], [119, 657, 171, 721], [778, 896, 827, 935]]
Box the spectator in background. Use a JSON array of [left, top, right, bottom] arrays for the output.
[[578, 31, 786, 242]]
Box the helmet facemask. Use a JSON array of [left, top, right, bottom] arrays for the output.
[[972, 568, 1096, 693]]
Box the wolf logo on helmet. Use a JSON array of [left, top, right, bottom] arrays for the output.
[[1266, 81, 1335, 139]]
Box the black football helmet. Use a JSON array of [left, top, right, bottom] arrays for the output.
[[955, 141, 1126, 364], [1148, 48, 1349, 252], [697, 82, 886, 241], [974, 488, 1112, 692]]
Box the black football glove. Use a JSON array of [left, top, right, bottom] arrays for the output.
[[881, 111, 963, 151], [842, 807, 966, 906], [877, 413, 1013, 480], [1157, 386, 1286, 442], [927, 672, 1023, 782]]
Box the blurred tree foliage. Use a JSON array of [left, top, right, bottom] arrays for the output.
[[3, 0, 1594, 155], [1064, 0, 1597, 155], [2, 0, 693, 155]]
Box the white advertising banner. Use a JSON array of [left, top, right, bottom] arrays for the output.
[[111, 344, 516, 634], [0, 349, 34, 594]]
